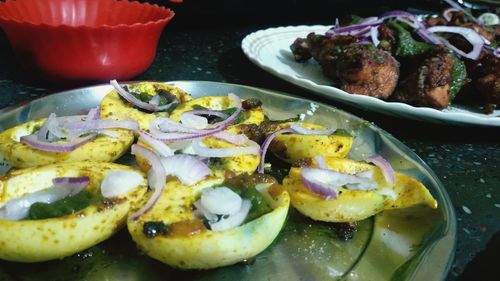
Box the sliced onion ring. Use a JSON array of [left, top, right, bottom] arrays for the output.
[[442, 0, 482, 24], [20, 133, 96, 152], [129, 144, 166, 221], [0, 176, 89, 221], [160, 154, 211, 186], [370, 26, 380, 46], [365, 154, 395, 185], [185, 109, 230, 120], [146, 93, 243, 142], [257, 128, 295, 173], [427, 25, 484, 60], [191, 139, 260, 158], [101, 171, 144, 198], [301, 168, 375, 200], [300, 168, 340, 200], [443, 8, 461, 22], [138, 131, 175, 157], [289, 123, 336, 135], [110, 80, 177, 112], [314, 155, 328, 169]]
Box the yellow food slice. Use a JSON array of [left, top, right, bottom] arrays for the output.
[[0, 161, 147, 262], [0, 119, 134, 169], [100, 82, 192, 130], [127, 173, 290, 269], [272, 134, 352, 163], [282, 157, 437, 222], [135, 95, 264, 175], [168, 95, 265, 126], [134, 135, 260, 175], [266, 122, 353, 163]]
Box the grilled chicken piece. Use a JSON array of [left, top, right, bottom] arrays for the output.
[[290, 33, 399, 98], [336, 44, 399, 99], [474, 53, 500, 112], [392, 47, 454, 109]]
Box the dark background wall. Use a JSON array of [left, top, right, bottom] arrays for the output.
[[139, 0, 497, 30]]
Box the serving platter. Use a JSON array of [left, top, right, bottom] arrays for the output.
[[0, 81, 456, 280], [241, 25, 500, 127]]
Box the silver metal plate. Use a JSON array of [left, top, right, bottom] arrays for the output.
[[0, 81, 456, 281]]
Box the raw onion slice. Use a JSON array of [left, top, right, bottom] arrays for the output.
[[179, 113, 209, 129], [129, 184, 163, 222], [199, 187, 242, 215], [149, 94, 161, 106], [0, 176, 89, 221], [37, 113, 56, 141], [366, 154, 395, 185], [52, 176, 90, 195], [151, 117, 207, 134], [415, 28, 443, 45], [129, 144, 166, 221], [344, 170, 377, 190], [443, 8, 461, 22], [110, 80, 177, 112], [371, 26, 380, 46], [427, 25, 484, 60], [209, 199, 251, 232], [193, 200, 219, 223], [185, 109, 230, 120], [191, 139, 260, 158], [131, 144, 165, 192], [160, 154, 211, 186], [146, 93, 242, 142], [212, 131, 250, 145], [145, 127, 226, 142], [210, 93, 242, 129], [258, 128, 295, 173], [138, 131, 175, 157], [314, 155, 328, 169], [64, 118, 140, 133], [484, 45, 500, 57], [301, 168, 375, 200], [258, 124, 336, 173], [101, 170, 144, 198], [289, 123, 336, 135], [20, 133, 96, 152], [442, 0, 481, 24]]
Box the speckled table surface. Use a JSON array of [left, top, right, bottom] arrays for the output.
[[0, 1, 499, 280]]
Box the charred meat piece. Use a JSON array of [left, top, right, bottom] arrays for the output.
[[290, 37, 312, 62], [377, 23, 398, 53], [290, 32, 357, 81], [474, 54, 500, 111], [290, 33, 400, 99], [336, 45, 399, 99], [392, 47, 455, 109]]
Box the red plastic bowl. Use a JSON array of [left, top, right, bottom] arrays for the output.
[[0, 0, 174, 84]]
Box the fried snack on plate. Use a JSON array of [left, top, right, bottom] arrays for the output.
[[282, 156, 437, 222], [0, 161, 147, 262], [263, 121, 353, 163], [101, 81, 193, 130], [127, 172, 290, 269], [168, 95, 265, 126], [0, 117, 134, 169], [135, 95, 264, 175]]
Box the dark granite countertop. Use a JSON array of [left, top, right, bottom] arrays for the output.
[[0, 1, 499, 280]]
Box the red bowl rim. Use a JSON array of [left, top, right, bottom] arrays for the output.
[[0, 0, 175, 30]]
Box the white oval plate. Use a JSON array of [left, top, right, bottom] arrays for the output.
[[241, 25, 500, 126]]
